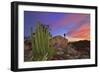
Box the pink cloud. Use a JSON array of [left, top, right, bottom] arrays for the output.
[[51, 13, 90, 34], [56, 14, 89, 27], [69, 23, 90, 40]]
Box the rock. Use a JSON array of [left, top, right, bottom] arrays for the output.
[[24, 40, 33, 61], [24, 50, 33, 61], [50, 35, 68, 49]]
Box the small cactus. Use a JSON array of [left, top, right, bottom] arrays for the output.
[[31, 22, 55, 61]]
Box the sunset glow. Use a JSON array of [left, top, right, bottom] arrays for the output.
[[24, 11, 90, 41]]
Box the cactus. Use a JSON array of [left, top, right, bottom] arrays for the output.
[[31, 22, 55, 61]]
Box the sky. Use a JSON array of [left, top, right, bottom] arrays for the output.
[[24, 11, 90, 41]]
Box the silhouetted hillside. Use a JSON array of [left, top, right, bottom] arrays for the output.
[[69, 40, 90, 49]]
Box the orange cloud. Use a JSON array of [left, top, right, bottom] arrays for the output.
[[69, 24, 90, 40]]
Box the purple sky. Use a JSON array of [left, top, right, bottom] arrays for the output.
[[24, 11, 90, 40]]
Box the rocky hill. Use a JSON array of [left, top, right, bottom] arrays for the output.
[[50, 35, 68, 49], [50, 36, 90, 60]]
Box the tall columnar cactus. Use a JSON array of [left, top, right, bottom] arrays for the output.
[[31, 22, 55, 61]]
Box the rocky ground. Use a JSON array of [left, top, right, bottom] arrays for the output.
[[24, 36, 90, 61]]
